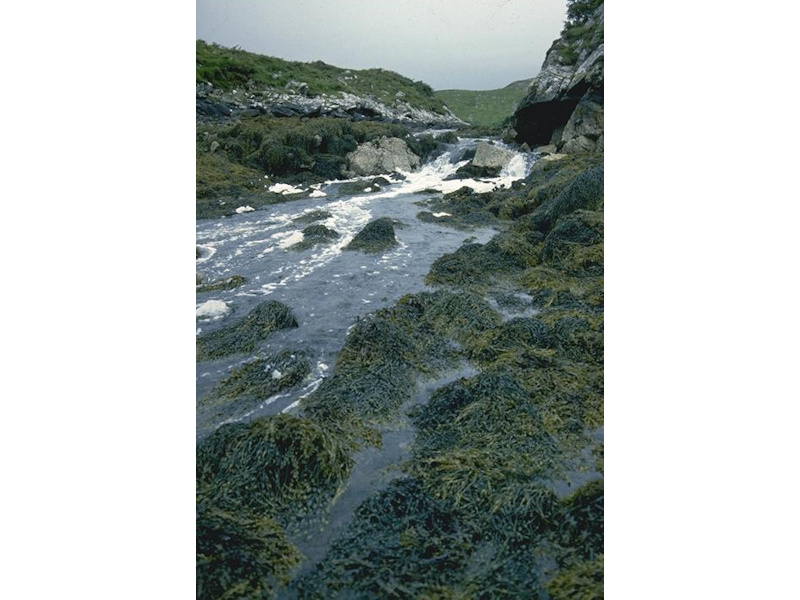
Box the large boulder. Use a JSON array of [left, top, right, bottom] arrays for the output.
[[345, 137, 420, 177], [472, 142, 515, 170]]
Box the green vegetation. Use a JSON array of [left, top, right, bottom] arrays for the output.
[[566, 0, 604, 26], [344, 217, 398, 253], [196, 300, 298, 361], [434, 79, 532, 128], [197, 40, 446, 113], [551, 1, 605, 65]]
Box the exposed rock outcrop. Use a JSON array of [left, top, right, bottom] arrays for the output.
[[197, 84, 466, 128], [472, 142, 515, 170], [345, 137, 420, 177], [509, 4, 604, 154]]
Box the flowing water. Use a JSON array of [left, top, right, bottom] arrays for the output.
[[196, 137, 538, 439]]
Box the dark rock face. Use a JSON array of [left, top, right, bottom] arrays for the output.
[[344, 218, 398, 253], [510, 4, 604, 153]]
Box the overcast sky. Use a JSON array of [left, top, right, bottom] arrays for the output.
[[196, 0, 567, 90]]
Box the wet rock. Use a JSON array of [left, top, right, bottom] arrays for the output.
[[345, 136, 420, 177], [289, 225, 340, 251], [344, 217, 397, 253], [196, 275, 247, 293], [472, 141, 515, 170], [535, 144, 558, 155], [292, 210, 332, 225]]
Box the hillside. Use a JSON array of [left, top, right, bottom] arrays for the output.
[[434, 79, 533, 128], [197, 41, 460, 121]]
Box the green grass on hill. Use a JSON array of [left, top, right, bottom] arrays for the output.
[[435, 80, 532, 128], [197, 40, 446, 114]]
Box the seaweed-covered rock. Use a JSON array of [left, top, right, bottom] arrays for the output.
[[541, 209, 603, 276], [344, 217, 397, 253], [196, 275, 247, 293], [470, 317, 556, 366], [196, 414, 353, 523], [425, 233, 531, 288], [301, 317, 418, 443], [196, 507, 301, 600], [546, 555, 604, 600], [292, 478, 474, 599], [337, 176, 391, 196], [196, 300, 298, 361], [525, 166, 603, 234], [199, 351, 311, 412], [289, 224, 340, 251], [292, 209, 332, 225], [556, 479, 604, 560]]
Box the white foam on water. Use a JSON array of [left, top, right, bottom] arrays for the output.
[[309, 189, 327, 198], [195, 245, 217, 264], [432, 212, 452, 218], [196, 300, 230, 320], [281, 377, 324, 414], [235, 206, 255, 214], [278, 231, 305, 249], [269, 183, 307, 195]]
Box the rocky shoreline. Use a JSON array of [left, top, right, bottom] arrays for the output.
[[197, 5, 604, 598]]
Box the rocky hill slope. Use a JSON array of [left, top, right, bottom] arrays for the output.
[[197, 41, 465, 128], [508, 3, 604, 153]]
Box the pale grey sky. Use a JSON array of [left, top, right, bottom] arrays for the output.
[[196, 0, 567, 90]]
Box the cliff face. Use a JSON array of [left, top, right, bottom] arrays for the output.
[[510, 4, 604, 153]]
